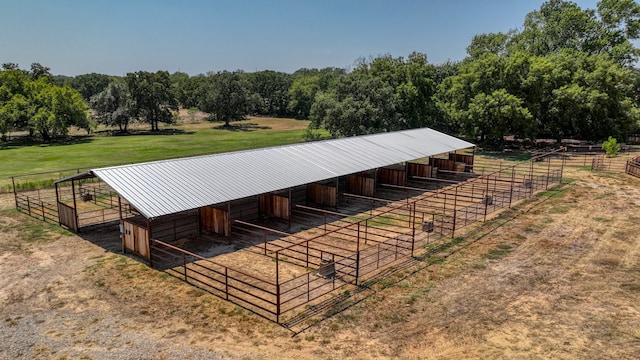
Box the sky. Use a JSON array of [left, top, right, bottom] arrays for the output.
[[0, 0, 605, 76]]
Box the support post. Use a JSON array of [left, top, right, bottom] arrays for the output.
[[288, 188, 292, 230], [118, 196, 124, 254], [55, 182, 61, 225], [147, 218, 153, 268], [335, 177, 339, 211], [71, 179, 79, 232]]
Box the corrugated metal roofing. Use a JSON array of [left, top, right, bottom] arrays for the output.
[[88, 127, 474, 219]]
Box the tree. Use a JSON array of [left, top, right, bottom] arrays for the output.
[[244, 70, 291, 116], [309, 53, 442, 137], [288, 76, 321, 119], [28, 79, 93, 140], [68, 73, 114, 101], [0, 64, 92, 141], [198, 71, 249, 127], [466, 89, 533, 147], [90, 81, 133, 132], [126, 71, 178, 131]]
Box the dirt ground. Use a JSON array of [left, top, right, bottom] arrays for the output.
[[1, 165, 640, 359]]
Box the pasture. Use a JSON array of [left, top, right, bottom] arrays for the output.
[[0, 116, 316, 191]]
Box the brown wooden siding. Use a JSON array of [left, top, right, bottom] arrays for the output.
[[259, 194, 290, 220], [306, 183, 338, 207], [346, 175, 375, 197], [377, 168, 407, 186], [199, 206, 230, 236], [122, 220, 149, 259], [57, 202, 77, 232], [407, 163, 436, 178]]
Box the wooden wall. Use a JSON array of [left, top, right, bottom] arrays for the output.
[[259, 193, 290, 220], [377, 168, 407, 186], [57, 202, 77, 232], [306, 183, 337, 207], [347, 175, 375, 197], [199, 206, 230, 236], [122, 220, 149, 259], [407, 163, 437, 178], [429, 157, 458, 171]]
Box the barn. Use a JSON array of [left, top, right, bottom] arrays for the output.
[[49, 127, 563, 322]]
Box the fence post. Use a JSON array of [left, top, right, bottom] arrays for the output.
[[509, 166, 515, 208], [183, 253, 188, 282], [11, 177, 18, 211], [225, 267, 229, 300], [452, 186, 458, 238], [546, 155, 551, 189], [275, 251, 281, 323], [263, 232, 267, 255], [41, 202, 46, 221], [27, 197, 31, 216], [483, 179, 490, 222], [355, 222, 361, 285]]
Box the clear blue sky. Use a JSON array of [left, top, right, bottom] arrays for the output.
[[0, 0, 604, 76]]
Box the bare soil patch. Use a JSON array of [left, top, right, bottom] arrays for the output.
[[1, 164, 640, 359]]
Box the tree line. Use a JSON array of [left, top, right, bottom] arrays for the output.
[[1, 0, 639, 148]]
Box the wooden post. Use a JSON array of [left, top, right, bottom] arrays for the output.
[[227, 202, 231, 238], [147, 218, 153, 268], [335, 177, 339, 211], [55, 182, 61, 226], [71, 179, 79, 232], [118, 196, 124, 254], [288, 188, 292, 230]]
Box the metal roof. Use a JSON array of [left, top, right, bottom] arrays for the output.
[[81, 128, 474, 219]]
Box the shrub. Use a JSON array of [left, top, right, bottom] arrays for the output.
[[602, 136, 621, 157]]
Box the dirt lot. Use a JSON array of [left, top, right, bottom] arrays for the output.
[[1, 165, 640, 359]]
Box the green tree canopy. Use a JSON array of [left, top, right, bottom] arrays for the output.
[[126, 70, 178, 131], [198, 71, 250, 127], [90, 81, 133, 132]]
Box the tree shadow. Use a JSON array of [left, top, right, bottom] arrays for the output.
[[93, 128, 195, 136], [212, 123, 272, 132], [0, 135, 95, 150]]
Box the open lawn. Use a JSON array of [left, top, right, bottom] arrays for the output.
[[1, 117, 317, 191]]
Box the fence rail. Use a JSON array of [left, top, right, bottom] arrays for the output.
[[626, 155, 640, 178]]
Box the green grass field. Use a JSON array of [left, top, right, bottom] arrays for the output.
[[1, 117, 321, 191]]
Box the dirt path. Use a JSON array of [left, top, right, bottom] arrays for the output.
[[1, 166, 640, 359]]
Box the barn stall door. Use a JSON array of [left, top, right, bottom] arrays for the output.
[[122, 220, 150, 259], [199, 206, 230, 236], [346, 175, 375, 197], [57, 202, 78, 232], [377, 168, 407, 186], [306, 183, 337, 207], [259, 194, 290, 220]]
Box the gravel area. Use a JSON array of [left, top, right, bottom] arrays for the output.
[[0, 313, 228, 360]]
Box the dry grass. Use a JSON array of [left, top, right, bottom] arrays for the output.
[[1, 161, 640, 359]]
